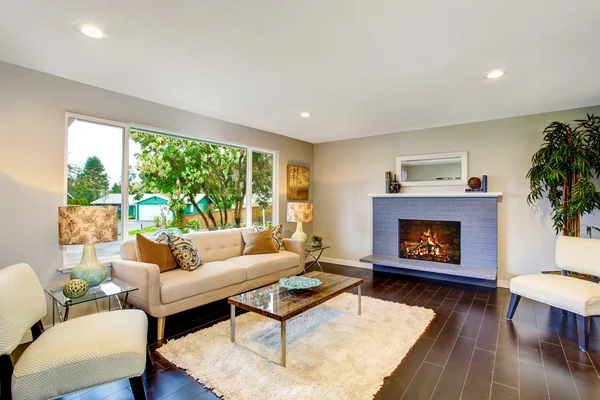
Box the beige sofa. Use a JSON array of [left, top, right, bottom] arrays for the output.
[[112, 228, 305, 340]]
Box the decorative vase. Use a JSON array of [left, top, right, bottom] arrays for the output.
[[390, 174, 402, 193], [63, 279, 89, 299], [385, 171, 392, 193], [70, 243, 107, 287]]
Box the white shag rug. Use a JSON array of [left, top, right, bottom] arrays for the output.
[[157, 293, 434, 400]]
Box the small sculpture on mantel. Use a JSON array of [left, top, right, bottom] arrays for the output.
[[390, 174, 402, 193]]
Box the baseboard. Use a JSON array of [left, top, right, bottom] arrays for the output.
[[497, 279, 510, 288], [319, 257, 373, 270]]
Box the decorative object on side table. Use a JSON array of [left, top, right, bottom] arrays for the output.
[[311, 234, 324, 247], [389, 174, 401, 193], [385, 171, 393, 193], [58, 206, 118, 287], [62, 279, 89, 299], [279, 276, 322, 290], [287, 202, 313, 242], [481, 174, 488, 192], [287, 164, 310, 200]]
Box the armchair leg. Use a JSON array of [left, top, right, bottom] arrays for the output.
[[31, 320, 44, 341], [0, 354, 14, 400], [157, 317, 166, 341], [576, 314, 590, 351], [129, 375, 147, 400], [506, 294, 521, 320]]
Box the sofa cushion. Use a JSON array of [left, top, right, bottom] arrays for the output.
[[187, 229, 244, 263], [227, 251, 300, 280], [241, 228, 279, 255], [136, 233, 177, 273], [159, 261, 246, 304], [167, 234, 204, 271], [510, 274, 600, 316]]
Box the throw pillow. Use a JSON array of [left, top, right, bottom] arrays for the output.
[[167, 234, 204, 271], [136, 233, 177, 273], [242, 227, 279, 255], [253, 223, 285, 250]]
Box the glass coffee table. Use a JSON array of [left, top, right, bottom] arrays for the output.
[[304, 244, 330, 273], [45, 277, 138, 323], [228, 271, 363, 367]]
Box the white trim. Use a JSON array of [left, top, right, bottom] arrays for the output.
[[245, 148, 253, 226], [396, 151, 468, 187], [497, 279, 510, 288], [320, 257, 374, 270], [368, 192, 502, 198]]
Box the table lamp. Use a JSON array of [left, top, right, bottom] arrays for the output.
[[58, 206, 118, 287], [287, 202, 313, 242]]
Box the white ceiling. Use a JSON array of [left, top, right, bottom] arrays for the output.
[[1, 1, 600, 143]]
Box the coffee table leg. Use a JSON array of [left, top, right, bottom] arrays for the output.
[[281, 320, 286, 367], [358, 285, 362, 316], [230, 304, 235, 343]]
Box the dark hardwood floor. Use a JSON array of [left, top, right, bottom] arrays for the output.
[[19, 263, 600, 400]]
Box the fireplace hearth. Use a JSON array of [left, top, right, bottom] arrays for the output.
[[399, 219, 461, 265]]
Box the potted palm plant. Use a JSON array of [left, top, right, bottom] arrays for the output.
[[527, 114, 600, 281], [527, 114, 600, 237]]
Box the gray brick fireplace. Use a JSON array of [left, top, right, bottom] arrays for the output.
[[360, 194, 501, 287]]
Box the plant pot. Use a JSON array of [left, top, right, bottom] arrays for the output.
[[311, 241, 322, 247]]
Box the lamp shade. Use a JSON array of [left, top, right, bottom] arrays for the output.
[[58, 206, 118, 245], [287, 202, 313, 223]]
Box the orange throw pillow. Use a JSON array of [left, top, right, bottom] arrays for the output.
[[136, 233, 177, 273], [242, 227, 279, 255]]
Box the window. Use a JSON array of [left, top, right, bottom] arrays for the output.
[[65, 117, 125, 263], [251, 150, 274, 227], [64, 114, 277, 265]]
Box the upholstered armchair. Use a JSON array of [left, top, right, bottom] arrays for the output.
[[507, 236, 600, 351], [0, 263, 149, 400]]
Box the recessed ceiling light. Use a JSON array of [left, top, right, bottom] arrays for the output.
[[299, 112, 311, 118], [484, 69, 506, 80], [75, 23, 105, 39]]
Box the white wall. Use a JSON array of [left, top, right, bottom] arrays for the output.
[[313, 106, 600, 284], [0, 61, 313, 296]]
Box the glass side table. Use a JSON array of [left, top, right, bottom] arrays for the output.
[[45, 277, 138, 324], [304, 244, 330, 273]]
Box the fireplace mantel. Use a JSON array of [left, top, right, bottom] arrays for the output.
[[368, 192, 502, 199]]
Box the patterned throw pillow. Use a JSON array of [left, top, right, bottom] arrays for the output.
[[167, 234, 204, 271], [253, 223, 285, 250]]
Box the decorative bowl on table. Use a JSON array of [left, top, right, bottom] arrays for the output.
[[279, 276, 322, 290]]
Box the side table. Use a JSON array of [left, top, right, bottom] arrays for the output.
[[45, 277, 138, 324], [304, 244, 330, 273]]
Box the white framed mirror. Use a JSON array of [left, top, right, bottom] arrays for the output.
[[396, 151, 467, 187]]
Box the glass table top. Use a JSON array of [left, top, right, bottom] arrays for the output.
[[228, 271, 362, 321], [45, 277, 138, 307], [305, 244, 331, 251]]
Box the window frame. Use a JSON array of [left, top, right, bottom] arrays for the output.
[[63, 112, 279, 267]]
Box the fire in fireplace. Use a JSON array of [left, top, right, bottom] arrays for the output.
[[399, 219, 461, 265]]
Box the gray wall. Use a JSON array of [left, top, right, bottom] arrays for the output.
[[0, 61, 314, 294], [314, 105, 600, 284]]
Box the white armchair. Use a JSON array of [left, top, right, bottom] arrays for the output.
[[0, 264, 149, 400], [507, 236, 600, 351]]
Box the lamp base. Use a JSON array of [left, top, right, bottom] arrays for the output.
[[291, 222, 308, 242], [70, 243, 107, 287]]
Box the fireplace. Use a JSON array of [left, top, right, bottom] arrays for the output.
[[399, 219, 461, 265]]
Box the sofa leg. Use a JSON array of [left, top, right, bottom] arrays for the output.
[[506, 294, 521, 320], [0, 354, 14, 400], [576, 314, 590, 351], [157, 317, 166, 341], [129, 375, 147, 400]]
